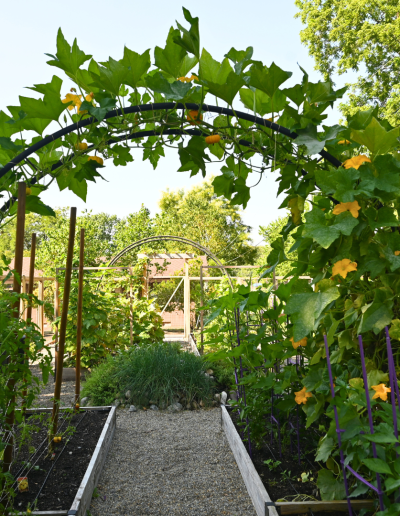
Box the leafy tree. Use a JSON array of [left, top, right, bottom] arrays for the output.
[[36, 209, 119, 276], [154, 179, 257, 265], [258, 216, 297, 277], [295, 1, 400, 124]]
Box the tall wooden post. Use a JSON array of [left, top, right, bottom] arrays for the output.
[[54, 272, 60, 380], [129, 267, 134, 347], [200, 265, 204, 353], [51, 207, 76, 442], [183, 261, 190, 340], [21, 275, 26, 320], [38, 279, 44, 335], [3, 182, 26, 478], [75, 228, 84, 405], [22, 233, 37, 413]]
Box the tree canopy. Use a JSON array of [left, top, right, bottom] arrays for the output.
[[295, 0, 400, 124]]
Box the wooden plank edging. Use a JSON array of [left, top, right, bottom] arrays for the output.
[[221, 405, 279, 516], [221, 406, 375, 516], [68, 406, 116, 516]]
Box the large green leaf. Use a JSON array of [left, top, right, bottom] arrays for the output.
[[178, 136, 210, 177], [46, 28, 91, 76], [317, 469, 346, 501], [6, 106, 51, 135], [173, 7, 200, 58], [89, 57, 128, 96], [285, 287, 340, 340], [306, 81, 347, 104], [315, 437, 335, 462], [154, 27, 187, 78], [315, 167, 360, 202], [350, 117, 400, 155], [248, 62, 292, 98], [295, 124, 344, 155], [19, 78, 67, 122], [145, 73, 192, 101], [79, 97, 117, 122], [239, 88, 288, 116], [359, 289, 393, 334], [225, 46, 253, 75], [25, 196, 55, 217], [199, 49, 244, 105], [303, 209, 358, 248], [121, 48, 151, 89], [363, 458, 393, 475]]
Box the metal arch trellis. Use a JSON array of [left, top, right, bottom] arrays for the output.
[[107, 234, 232, 285], [0, 102, 343, 216]]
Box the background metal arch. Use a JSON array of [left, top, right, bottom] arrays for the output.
[[108, 235, 233, 287]]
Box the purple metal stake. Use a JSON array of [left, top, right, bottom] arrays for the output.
[[358, 335, 385, 511], [384, 327, 399, 446], [324, 335, 354, 516]]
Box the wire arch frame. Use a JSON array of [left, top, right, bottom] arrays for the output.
[[107, 234, 233, 288], [0, 102, 343, 215]]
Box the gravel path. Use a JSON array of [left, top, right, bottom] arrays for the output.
[[89, 409, 256, 516], [29, 364, 76, 408]]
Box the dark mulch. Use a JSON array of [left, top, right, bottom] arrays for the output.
[[11, 410, 109, 512], [229, 409, 374, 516]]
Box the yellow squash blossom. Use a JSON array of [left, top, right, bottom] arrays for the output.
[[88, 156, 104, 166], [62, 92, 94, 114], [178, 75, 198, 83], [62, 93, 82, 111], [338, 139, 351, 145], [332, 200, 361, 218], [295, 387, 312, 405], [372, 384, 391, 401], [332, 259, 357, 279], [343, 155, 371, 170], [395, 251, 400, 256], [290, 336, 308, 349]]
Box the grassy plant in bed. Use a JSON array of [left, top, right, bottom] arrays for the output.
[[82, 343, 215, 408]]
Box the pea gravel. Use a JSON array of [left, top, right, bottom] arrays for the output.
[[89, 409, 257, 516]]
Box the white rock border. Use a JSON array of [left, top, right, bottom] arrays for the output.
[[17, 406, 116, 516]]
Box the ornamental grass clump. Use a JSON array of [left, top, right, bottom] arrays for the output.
[[117, 344, 214, 408], [81, 343, 214, 408]]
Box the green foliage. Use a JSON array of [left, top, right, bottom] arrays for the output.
[[61, 267, 164, 368], [82, 343, 214, 408], [295, 0, 400, 125]]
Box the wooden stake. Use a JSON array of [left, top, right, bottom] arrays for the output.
[[75, 228, 85, 405], [38, 279, 44, 335], [51, 207, 76, 442], [21, 233, 37, 414], [129, 267, 133, 347], [53, 273, 60, 381], [26, 234, 37, 323], [3, 182, 26, 478], [200, 265, 204, 354]]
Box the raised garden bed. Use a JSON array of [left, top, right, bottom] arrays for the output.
[[221, 405, 375, 516], [11, 406, 116, 516]]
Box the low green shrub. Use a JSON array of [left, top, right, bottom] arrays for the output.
[[81, 343, 215, 408], [81, 355, 120, 405]]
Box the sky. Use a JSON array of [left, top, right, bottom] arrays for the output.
[[2, 0, 359, 245]]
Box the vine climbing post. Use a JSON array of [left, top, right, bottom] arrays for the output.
[[129, 267, 134, 348], [75, 228, 85, 406], [51, 207, 76, 443], [2, 182, 26, 478], [184, 260, 190, 340]]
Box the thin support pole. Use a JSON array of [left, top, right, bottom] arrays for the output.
[[184, 261, 190, 340], [2, 182, 26, 479], [53, 273, 60, 381], [21, 275, 26, 320], [22, 233, 37, 413], [129, 267, 133, 347], [51, 207, 77, 444], [200, 265, 204, 353], [75, 228, 85, 405], [38, 279, 44, 335]]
